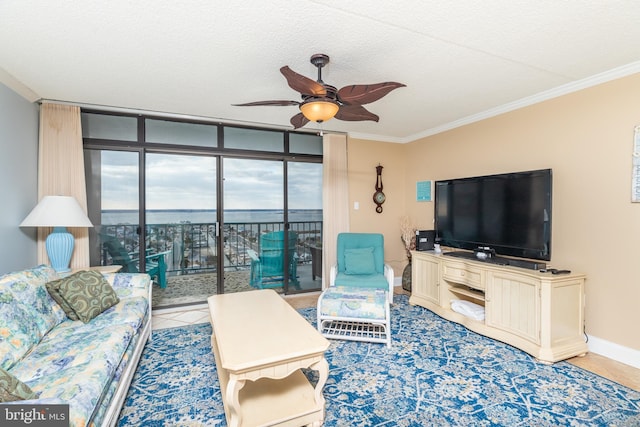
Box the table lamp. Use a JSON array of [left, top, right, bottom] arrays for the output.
[[20, 195, 94, 272]]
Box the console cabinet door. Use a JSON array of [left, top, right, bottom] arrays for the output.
[[412, 254, 440, 305], [486, 272, 540, 345]]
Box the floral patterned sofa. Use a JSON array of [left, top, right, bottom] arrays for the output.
[[0, 265, 151, 427]]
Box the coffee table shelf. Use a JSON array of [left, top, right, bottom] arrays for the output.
[[208, 289, 330, 427]]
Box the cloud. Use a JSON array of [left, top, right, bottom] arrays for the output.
[[146, 154, 216, 209], [99, 152, 322, 211]]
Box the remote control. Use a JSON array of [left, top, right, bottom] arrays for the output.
[[551, 269, 571, 274]]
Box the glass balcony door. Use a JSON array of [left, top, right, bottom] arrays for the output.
[[221, 158, 323, 295], [222, 158, 291, 294], [83, 111, 323, 306], [145, 153, 218, 306], [287, 161, 323, 293], [85, 149, 142, 277]]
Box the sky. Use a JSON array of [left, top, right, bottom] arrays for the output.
[[99, 151, 322, 210]]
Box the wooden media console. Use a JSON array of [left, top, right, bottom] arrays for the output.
[[409, 251, 587, 363]]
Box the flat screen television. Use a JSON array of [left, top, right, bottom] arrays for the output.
[[434, 169, 552, 261]]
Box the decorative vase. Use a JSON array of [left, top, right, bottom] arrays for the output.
[[402, 262, 412, 292]]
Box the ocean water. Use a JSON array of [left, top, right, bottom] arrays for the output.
[[102, 209, 322, 225]]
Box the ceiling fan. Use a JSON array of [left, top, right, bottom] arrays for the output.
[[233, 54, 405, 129]]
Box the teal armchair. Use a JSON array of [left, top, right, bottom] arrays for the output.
[[248, 231, 299, 289], [330, 232, 394, 303], [101, 234, 171, 288]]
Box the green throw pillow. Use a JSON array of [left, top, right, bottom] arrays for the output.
[[0, 368, 37, 402], [344, 247, 377, 275], [55, 270, 120, 323]]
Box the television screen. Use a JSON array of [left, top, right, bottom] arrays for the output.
[[435, 169, 552, 261]]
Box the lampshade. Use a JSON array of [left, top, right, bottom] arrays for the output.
[[20, 196, 93, 272], [299, 99, 340, 123]]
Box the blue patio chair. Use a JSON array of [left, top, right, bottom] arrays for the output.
[[248, 231, 299, 289], [101, 234, 171, 288], [329, 232, 394, 303]]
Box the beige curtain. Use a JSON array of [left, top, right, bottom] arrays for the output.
[[321, 133, 350, 289], [37, 103, 90, 269]]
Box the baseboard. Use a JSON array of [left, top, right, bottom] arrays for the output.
[[587, 335, 640, 370]]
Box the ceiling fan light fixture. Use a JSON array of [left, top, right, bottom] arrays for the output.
[[300, 99, 340, 123], [233, 54, 404, 129]]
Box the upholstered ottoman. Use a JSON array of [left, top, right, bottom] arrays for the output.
[[317, 286, 391, 347]]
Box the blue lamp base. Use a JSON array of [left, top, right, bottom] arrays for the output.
[[46, 226, 75, 273]]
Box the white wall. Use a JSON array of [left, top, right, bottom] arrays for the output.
[[0, 82, 39, 273]]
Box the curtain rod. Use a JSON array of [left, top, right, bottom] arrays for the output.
[[39, 99, 348, 136]]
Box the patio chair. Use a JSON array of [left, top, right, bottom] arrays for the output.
[[329, 232, 394, 303], [248, 230, 299, 289], [101, 234, 171, 288]]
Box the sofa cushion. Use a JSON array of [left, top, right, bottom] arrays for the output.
[[0, 265, 66, 338], [0, 290, 46, 371], [11, 322, 135, 427], [344, 247, 377, 275], [46, 296, 148, 342], [55, 271, 120, 323], [0, 368, 37, 402]]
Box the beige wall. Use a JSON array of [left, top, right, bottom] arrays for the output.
[[346, 138, 408, 276], [348, 73, 640, 352]]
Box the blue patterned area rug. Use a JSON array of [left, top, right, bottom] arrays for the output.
[[118, 295, 640, 426]]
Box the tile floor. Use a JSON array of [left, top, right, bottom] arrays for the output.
[[152, 303, 210, 330], [151, 292, 321, 330]]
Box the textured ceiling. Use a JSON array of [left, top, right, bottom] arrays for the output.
[[2, 1, 640, 142]]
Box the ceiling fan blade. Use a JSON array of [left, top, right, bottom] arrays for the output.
[[337, 82, 406, 105], [232, 100, 300, 106], [290, 112, 310, 129], [280, 66, 326, 96], [335, 104, 379, 122]]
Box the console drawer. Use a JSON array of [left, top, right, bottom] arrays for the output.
[[442, 262, 485, 289]]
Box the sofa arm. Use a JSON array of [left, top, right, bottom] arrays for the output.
[[104, 272, 150, 288], [102, 273, 152, 301]]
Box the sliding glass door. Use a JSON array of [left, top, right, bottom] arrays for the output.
[[145, 153, 218, 306], [85, 149, 141, 274], [222, 158, 286, 293], [288, 161, 323, 292], [83, 110, 323, 308]]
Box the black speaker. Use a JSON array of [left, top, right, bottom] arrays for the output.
[[416, 230, 436, 251]]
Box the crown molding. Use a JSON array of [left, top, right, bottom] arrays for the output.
[[400, 61, 640, 143], [0, 67, 40, 102]]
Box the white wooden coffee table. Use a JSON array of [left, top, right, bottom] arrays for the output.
[[207, 289, 330, 427]]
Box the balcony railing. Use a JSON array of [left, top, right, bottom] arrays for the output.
[[99, 221, 322, 275]]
